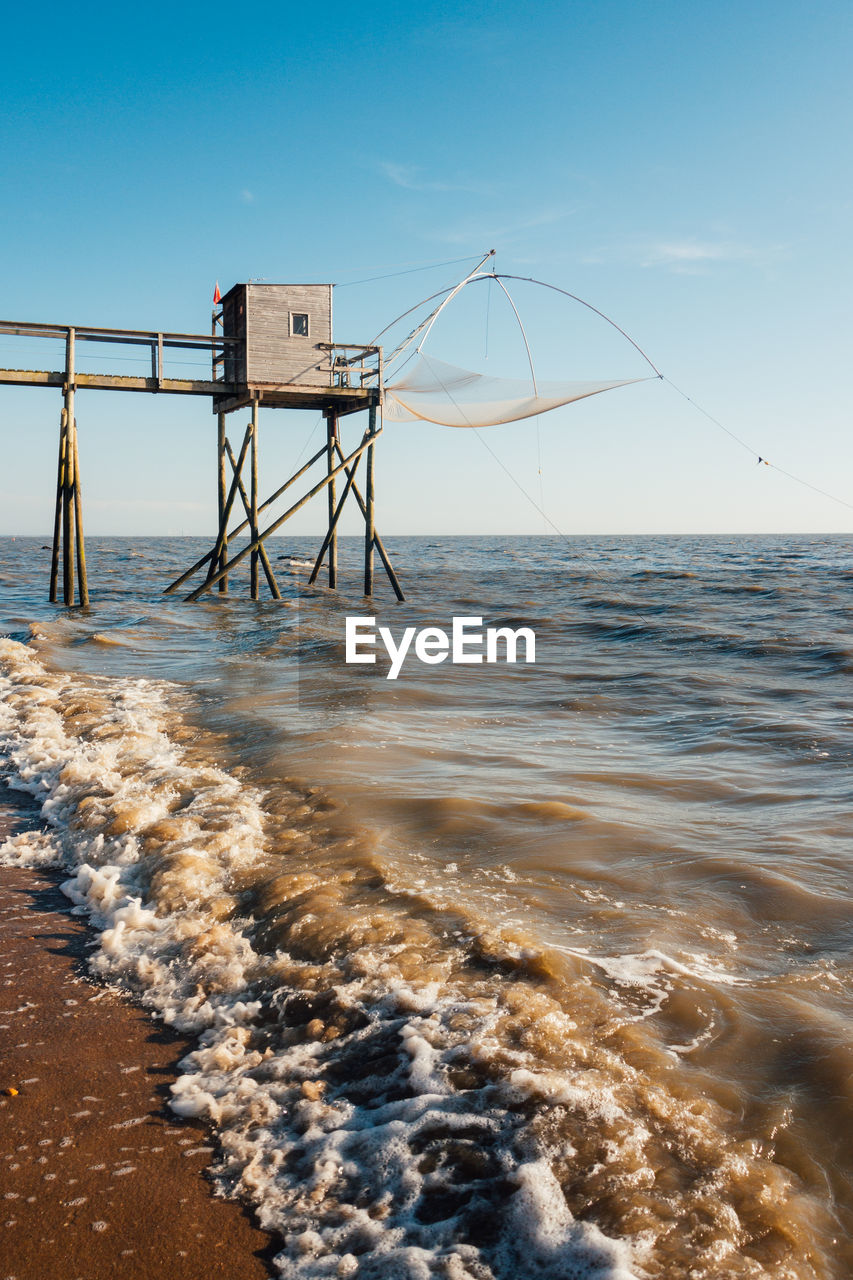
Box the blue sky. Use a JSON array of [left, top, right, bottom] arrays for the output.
[[1, 0, 851, 536]]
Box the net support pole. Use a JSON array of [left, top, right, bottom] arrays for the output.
[[326, 410, 338, 588], [250, 401, 259, 601], [217, 411, 228, 593], [364, 402, 376, 596]]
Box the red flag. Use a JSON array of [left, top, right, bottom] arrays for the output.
[[213, 281, 221, 305]]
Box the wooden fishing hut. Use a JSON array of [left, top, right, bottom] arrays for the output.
[[0, 283, 404, 606]]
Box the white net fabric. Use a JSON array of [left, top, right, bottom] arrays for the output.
[[384, 355, 647, 428]]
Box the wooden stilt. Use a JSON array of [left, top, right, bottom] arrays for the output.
[[250, 402, 259, 600], [217, 411, 228, 593], [205, 426, 252, 586], [364, 403, 376, 597], [333, 439, 405, 601], [326, 412, 338, 588], [164, 441, 328, 594], [62, 330, 76, 606], [72, 420, 89, 607], [49, 409, 67, 603], [309, 452, 362, 584], [223, 440, 281, 599], [187, 429, 380, 601]]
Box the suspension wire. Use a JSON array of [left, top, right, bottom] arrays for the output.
[[335, 254, 483, 288], [379, 266, 852, 516], [484, 274, 492, 360], [490, 276, 538, 394], [290, 414, 324, 472], [420, 352, 656, 623], [470, 426, 657, 620], [535, 417, 546, 531], [663, 378, 853, 513], [406, 317, 851, 630], [491, 274, 663, 378]]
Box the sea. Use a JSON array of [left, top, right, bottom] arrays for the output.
[[1, 532, 851, 1280]]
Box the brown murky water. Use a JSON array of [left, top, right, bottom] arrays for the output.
[[1, 533, 851, 1278]]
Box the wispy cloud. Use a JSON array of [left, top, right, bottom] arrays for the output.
[[432, 205, 576, 249], [642, 239, 766, 271], [240, 188, 255, 204], [377, 161, 494, 196], [582, 236, 786, 274]]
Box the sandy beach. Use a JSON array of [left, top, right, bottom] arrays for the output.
[[0, 783, 276, 1280]]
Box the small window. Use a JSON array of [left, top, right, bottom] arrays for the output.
[[291, 312, 309, 337]]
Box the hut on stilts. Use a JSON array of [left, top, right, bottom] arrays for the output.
[[0, 254, 659, 607]]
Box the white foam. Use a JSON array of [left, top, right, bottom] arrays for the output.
[[0, 830, 62, 868], [0, 637, 818, 1279]]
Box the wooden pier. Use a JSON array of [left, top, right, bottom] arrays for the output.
[[0, 283, 404, 605]]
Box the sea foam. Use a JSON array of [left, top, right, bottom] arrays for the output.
[[0, 637, 827, 1278]]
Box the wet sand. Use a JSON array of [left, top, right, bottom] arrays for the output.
[[0, 784, 277, 1280]]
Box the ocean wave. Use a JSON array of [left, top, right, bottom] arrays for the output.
[[0, 637, 833, 1279]]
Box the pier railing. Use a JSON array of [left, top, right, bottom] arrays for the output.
[[0, 319, 238, 392], [208, 331, 382, 391], [317, 342, 382, 390]]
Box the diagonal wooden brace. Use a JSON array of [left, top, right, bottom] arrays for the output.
[[224, 439, 281, 599], [164, 441, 328, 594], [333, 440, 405, 601], [185, 429, 382, 601], [204, 425, 252, 584], [308, 452, 362, 585]]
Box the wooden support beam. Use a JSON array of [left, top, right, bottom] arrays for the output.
[[72, 420, 89, 607], [308, 452, 362, 585], [204, 426, 252, 586], [49, 409, 67, 603], [217, 412, 228, 592], [62, 330, 76, 606], [333, 440, 405, 602], [186, 430, 381, 601], [364, 403, 376, 597], [250, 402, 259, 601], [224, 441, 281, 600], [326, 412, 338, 588], [163, 442, 328, 594]]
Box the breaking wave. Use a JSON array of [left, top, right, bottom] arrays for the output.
[[0, 637, 833, 1279]]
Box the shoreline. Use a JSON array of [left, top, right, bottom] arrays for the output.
[[0, 781, 278, 1280]]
